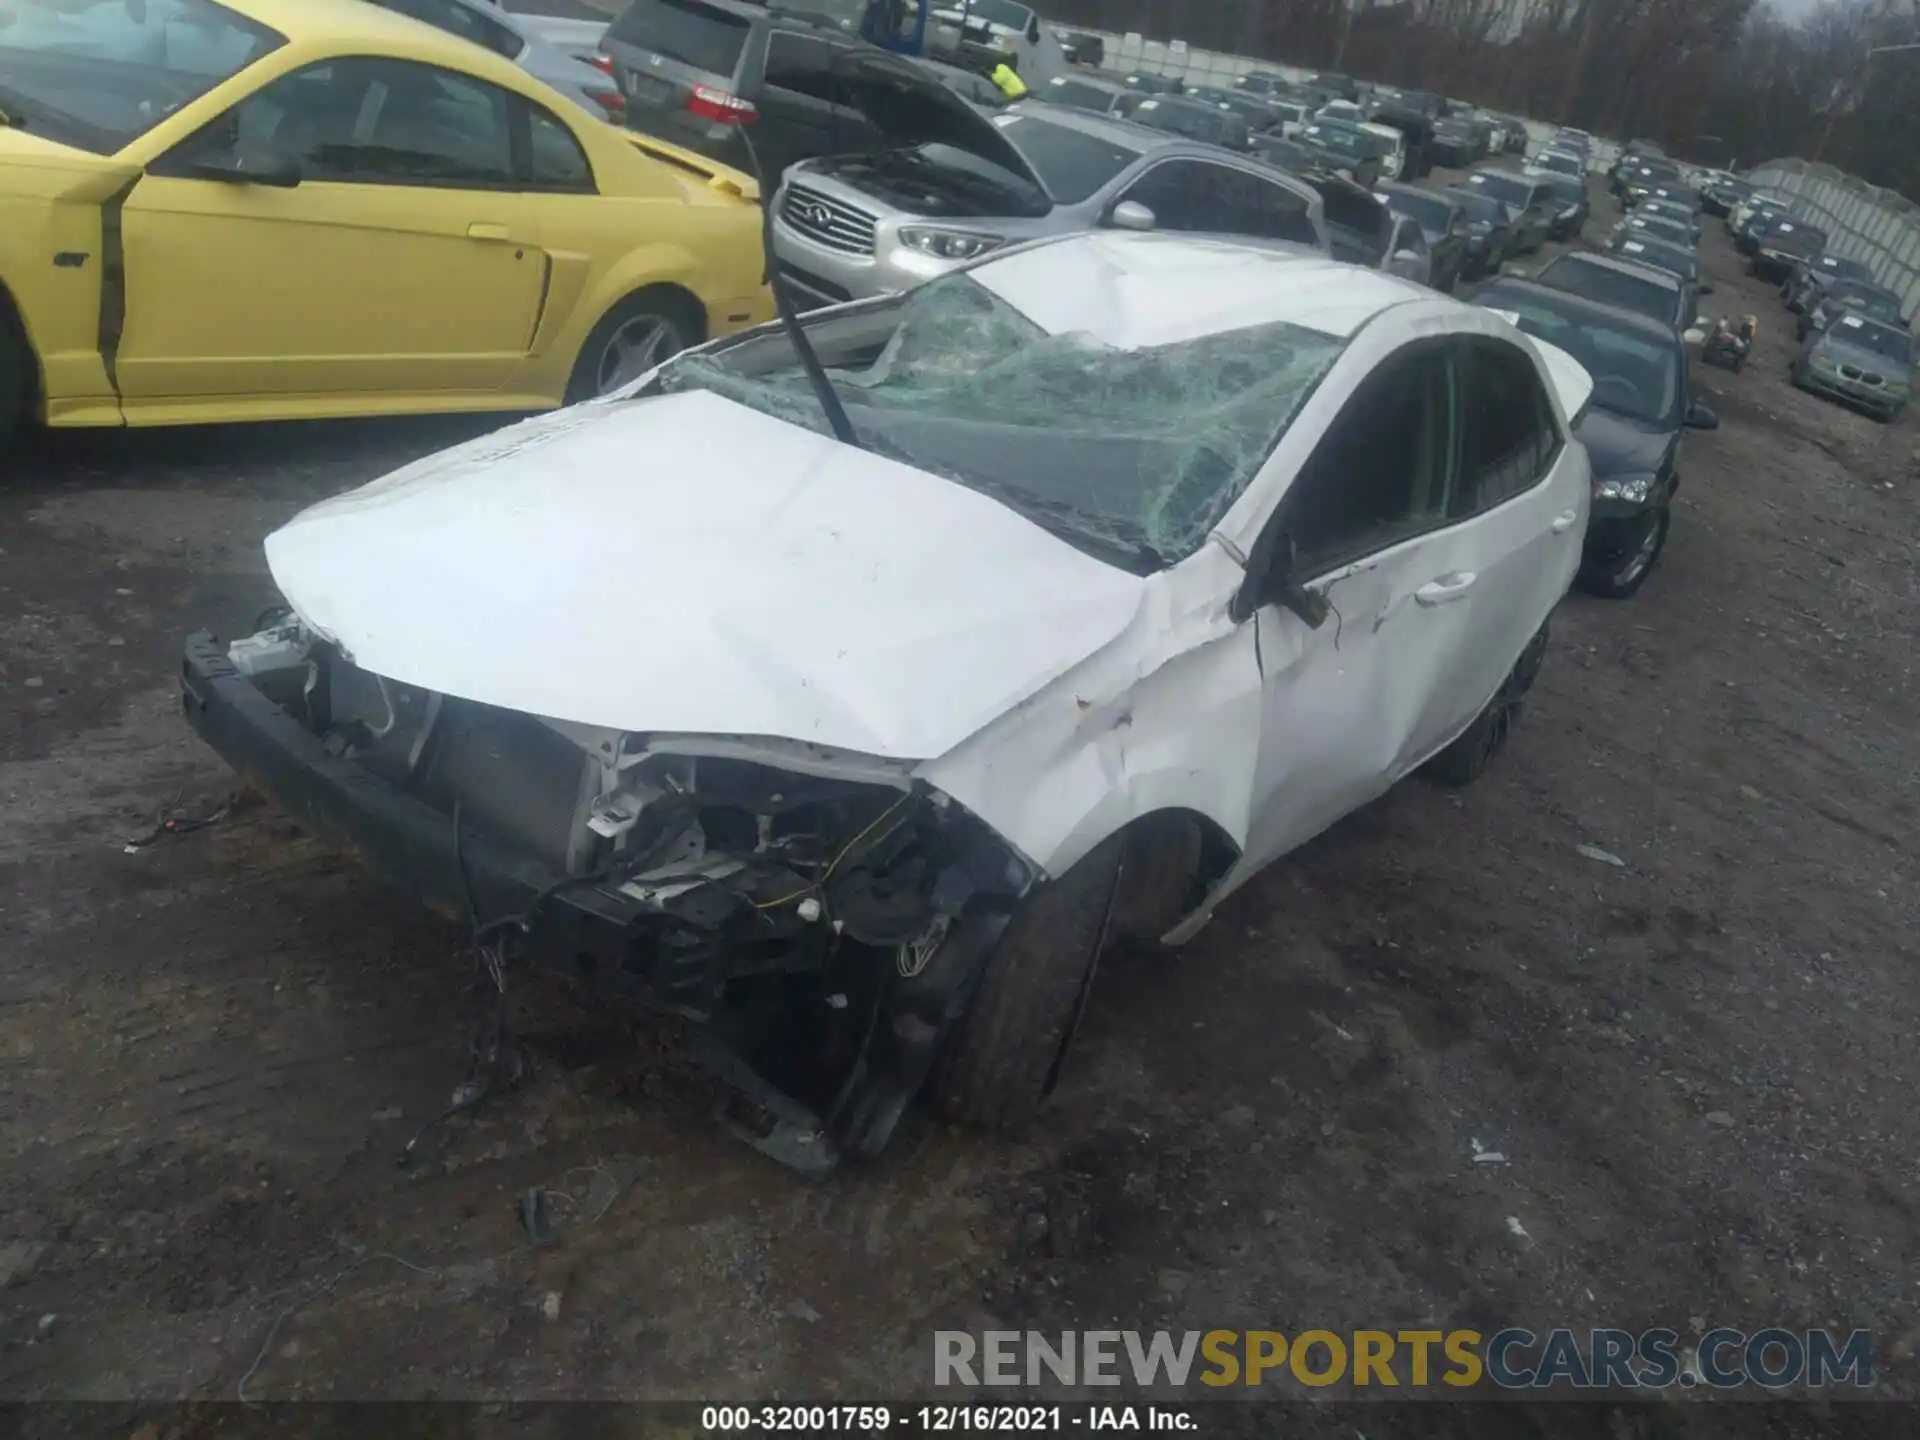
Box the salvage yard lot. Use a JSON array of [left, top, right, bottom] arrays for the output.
[[3, 176, 1919, 1412]]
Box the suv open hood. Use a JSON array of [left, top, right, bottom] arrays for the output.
[[838, 51, 1047, 195], [262, 390, 1145, 761]]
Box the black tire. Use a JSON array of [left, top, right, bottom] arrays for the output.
[[0, 323, 26, 451], [565, 289, 699, 404], [1425, 622, 1549, 787], [928, 834, 1124, 1130], [1577, 505, 1670, 600]]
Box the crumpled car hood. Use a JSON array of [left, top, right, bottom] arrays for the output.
[[263, 391, 1146, 761]]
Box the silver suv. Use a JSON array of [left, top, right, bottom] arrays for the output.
[[769, 100, 1328, 306]]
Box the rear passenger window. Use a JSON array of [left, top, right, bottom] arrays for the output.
[[765, 33, 851, 106], [1456, 338, 1559, 514], [527, 104, 595, 192], [605, 0, 750, 77]]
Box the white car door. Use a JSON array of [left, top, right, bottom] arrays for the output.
[[1229, 338, 1486, 878], [1432, 333, 1585, 745]]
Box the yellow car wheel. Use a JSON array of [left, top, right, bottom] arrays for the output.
[[566, 288, 704, 404]]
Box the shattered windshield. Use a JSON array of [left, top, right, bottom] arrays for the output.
[[654, 275, 1345, 570]]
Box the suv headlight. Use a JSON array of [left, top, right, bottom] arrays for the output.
[[1596, 474, 1655, 504], [897, 226, 1004, 261], [1810, 351, 1838, 373]]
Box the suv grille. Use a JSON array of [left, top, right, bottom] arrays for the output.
[[782, 184, 877, 256]]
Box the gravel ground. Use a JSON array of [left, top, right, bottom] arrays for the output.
[[2, 168, 1917, 1428]]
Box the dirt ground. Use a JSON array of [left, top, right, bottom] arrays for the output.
[[3, 169, 1918, 1425]]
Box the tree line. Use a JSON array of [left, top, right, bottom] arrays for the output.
[[1047, 0, 1920, 197]]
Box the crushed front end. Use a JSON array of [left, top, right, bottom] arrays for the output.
[[180, 622, 1035, 1171]]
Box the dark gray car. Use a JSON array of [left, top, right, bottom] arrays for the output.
[[601, 0, 887, 181], [1459, 168, 1554, 253], [1537, 250, 1700, 331], [1378, 181, 1469, 290], [1127, 94, 1251, 151]]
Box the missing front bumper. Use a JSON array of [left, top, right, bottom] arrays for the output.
[[178, 631, 1025, 1169]]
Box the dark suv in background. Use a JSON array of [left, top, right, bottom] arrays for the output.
[[603, 0, 885, 180]]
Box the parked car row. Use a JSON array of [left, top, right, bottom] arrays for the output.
[[1714, 190, 1916, 422]]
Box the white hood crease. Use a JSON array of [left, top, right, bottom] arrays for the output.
[[265, 390, 1148, 762]]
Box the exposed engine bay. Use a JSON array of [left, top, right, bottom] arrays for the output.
[[223, 619, 1036, 1171]]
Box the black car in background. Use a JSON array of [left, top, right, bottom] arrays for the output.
[[1703, 175, 1752, 217], [1445, 185, 1515, 277], [1783, 252, 1876, 311], [1379, 181, 1471, 290], [1122, 71, 1184, 95], [1608, 231, 1705, 294], [1127, 95, 1251, 150], [1233, 69, 1294, 97], [1796, 278, 1908, 340], [1187, 85, 1289, 135], [1530, 168, 1589, 239], [1459, 168, 1555, 253], [1296, 120, 1390, 187], [1428, 116, 1487, 167], [1734, 203, 1793, 254], [1633, 197, 1701, 241], [1475, 279, 1718, 598], [1037, 73, 1140, 117], [1616, 212, 1696, 251], [1536, 250, 1700, 331], [1059, 30, 1104, 66], [1251, 134, 1314, 173], [1749, 216, 1828, 283]]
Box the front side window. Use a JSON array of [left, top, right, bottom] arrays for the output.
[[162, 57, 514, 188], [0, 0, 282, 153], [1284, 345, 1454, 575], [652, 274, 1347, 569]]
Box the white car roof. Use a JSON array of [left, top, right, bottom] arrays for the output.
[[970, 232, 1431, 349]]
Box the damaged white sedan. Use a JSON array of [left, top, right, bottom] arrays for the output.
[[182, 231, 1592, 1170]]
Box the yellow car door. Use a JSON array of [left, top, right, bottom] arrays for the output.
[[115, 56, 544, 412]]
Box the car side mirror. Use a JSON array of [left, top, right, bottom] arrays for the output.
[[1685, 401, 1719, 430], [1698, 282, 1715, 295], [1231, 531, 1331, 628], [1110, 200, 1157, 232]]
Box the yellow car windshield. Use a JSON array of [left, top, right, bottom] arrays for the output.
[[0, 0, 283, 154]]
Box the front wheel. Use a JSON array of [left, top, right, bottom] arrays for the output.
[[566, 291, 697, 404], [1577, 505, 1670, 600], [1425, 621, 1549, 787], [928, 835, 1124, 1130]]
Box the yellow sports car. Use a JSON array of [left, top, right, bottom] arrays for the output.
[[0, 0, 772, 442]]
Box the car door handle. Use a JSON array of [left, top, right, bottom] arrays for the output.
[[466, 222, 511, 242], [1415, 571, 1478, 606], [1551, 508, 1580, 533]]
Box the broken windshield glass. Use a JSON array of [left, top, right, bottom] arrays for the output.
[[654, 275, 1345, 570]]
